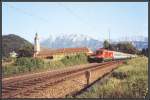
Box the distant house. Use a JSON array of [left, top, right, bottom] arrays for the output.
[[33, 33, 93, 60], [9, 51, 17, 58], [34, 47, 92, 60]]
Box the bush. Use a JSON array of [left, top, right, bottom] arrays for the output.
[[16, 57, 44, 68], [112, 71, 128, 80], [61, 53, 88, 66], [3, 53, 89, 77], [49, 60, 65, 69], [17, 44, 34, 57], [2, 57, 45, 76]]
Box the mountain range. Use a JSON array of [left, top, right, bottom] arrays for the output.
[[41, 33, 103, 50], [41, 33, 148, 50]]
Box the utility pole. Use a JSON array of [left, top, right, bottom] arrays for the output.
[[108, 28, 110, 44], [108, 28, 111, 50]]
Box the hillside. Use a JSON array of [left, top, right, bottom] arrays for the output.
[[2, 34, 34, 58]]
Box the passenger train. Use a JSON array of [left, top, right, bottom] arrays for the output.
[[88, 48, 137, 63]]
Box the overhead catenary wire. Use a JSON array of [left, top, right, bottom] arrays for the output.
[[3, 4, 47, 43], [4, 3, 51, 34], [3, 3, 53, 39], [57, 2, 103, 40], [6, 4, 50, 24], [58, 3, 96, 30], [4, 3, 104, 40], [6, 3, 98, 33]]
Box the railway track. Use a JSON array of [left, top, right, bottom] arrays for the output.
[[2, 60, 124, 98]]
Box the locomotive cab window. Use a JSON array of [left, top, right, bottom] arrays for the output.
[[96, 51, 102, 55]]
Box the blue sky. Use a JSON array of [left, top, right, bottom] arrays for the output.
[[2, 2, 148, 43]]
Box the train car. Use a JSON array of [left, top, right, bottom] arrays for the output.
[[113, 51, 130, 60], [88, 48, 136, 63]]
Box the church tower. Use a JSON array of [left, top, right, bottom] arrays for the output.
[[34, 33, 40, 56]]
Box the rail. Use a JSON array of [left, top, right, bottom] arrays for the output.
[[2, 60, 124, 98]]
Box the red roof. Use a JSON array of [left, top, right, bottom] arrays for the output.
[[36, 47, 90, 57]]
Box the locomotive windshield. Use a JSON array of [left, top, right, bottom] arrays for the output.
[[96, 50, 102, 55]]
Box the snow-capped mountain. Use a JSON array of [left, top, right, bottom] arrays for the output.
[[112, 36, 148, 50], [119, 36, 148, 50], [113, 35, 148, 42], [41, 33, 103, 50], [132, 41, 148, 50], [41, 33, 148, 51]]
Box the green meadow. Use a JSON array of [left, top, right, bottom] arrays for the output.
[[75, 57, 148, 98]]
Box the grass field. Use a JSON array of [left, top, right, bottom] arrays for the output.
[[74, 56, 148, 98], [2, 53, 89, 77]]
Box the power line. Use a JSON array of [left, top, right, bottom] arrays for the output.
[[3, 4, 53, 36], [5, 4, 50, 24], [57, 2, 103, 40], [5, 3, 104, 40], [108, 28, 110, 43]]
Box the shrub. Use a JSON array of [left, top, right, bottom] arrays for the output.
[[112, 71, 128, 80], [3, 53, 89, 77], [49, 60, 65, 69], [15, 57, 44, 68], [3, 57, 45, 75], [61, 53, 88, 66]]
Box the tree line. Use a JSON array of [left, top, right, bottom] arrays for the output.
[[103, 40, 148, 57]]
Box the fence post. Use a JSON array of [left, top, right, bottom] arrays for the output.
[[85, 70, 91, 85]]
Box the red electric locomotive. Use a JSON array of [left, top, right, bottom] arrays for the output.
[[88, 48, 136, 63], [88, 48, 114, 62]]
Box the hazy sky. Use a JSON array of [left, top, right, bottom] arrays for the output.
[[2, 2, 148, 43]]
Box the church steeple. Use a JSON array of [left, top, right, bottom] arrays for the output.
[[34, 33, 40, 56]]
